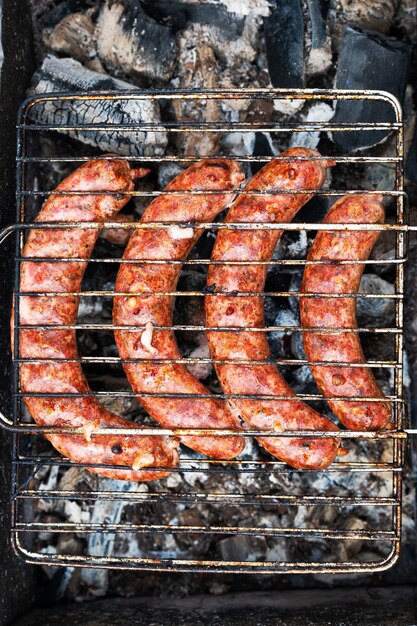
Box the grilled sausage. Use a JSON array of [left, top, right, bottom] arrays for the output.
[[16, 158, 179, 481], [300, 194, 392, 430], [113, 159, 246, 459], [205, 148, 341, 470]]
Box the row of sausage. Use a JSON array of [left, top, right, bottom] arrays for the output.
[[15, 147, 392, 481]]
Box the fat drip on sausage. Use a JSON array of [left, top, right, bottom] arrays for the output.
[[15, 158, 179, 481], [300, 194, 392, 431], [205, 148, 341, 470], [113, 159, 246, 459]]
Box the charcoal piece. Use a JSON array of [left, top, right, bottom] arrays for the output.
[[140, 0, 247, 36], [395, 0, 417, 44], [329, 0, 400, 49], [296, 195, 333, 223], [29, 55, 167, 157], [251, 131, 274, 176], [96, 0, 177, 82], [41, 0, 89, 30], [307, 0, 327, 49], [42, 9, 102, 72], [333, 27, 411, 153], [265, 0, 304, 89], [306, 0, 332, 75], [218, 535, 267, 562], [406, 121, 417, 184], [357, 274, 395, 327], [269, 308, 298, 358]]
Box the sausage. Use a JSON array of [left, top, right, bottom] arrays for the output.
[[299, 194, 392, 430], [16, 157, 179, 481], [205, 147, 341, 470], [113, 159, 246, 459]]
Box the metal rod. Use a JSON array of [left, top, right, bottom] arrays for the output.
[[7, 87, 406, 575]]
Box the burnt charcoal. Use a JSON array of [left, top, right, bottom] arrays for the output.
[[288, 272, 302, 317], [96, 0, 177, 83], [292, 364, 315, 393], [264, 296, 281, 325], [269, 307, 298, 358], [306, 0, 332, 75], [218, 534, 267, 562], [42, 8, 102, 72], [141, 0, 246, 38], [357, 274, 395, 328], [296, 195, 333, 223], [406, 121, 417, 184], [307, 0, 327, 49], [29, 55, 167, 156], [394, 0, 417, 44], [157, 162, 186, 189], [251, 131, 274, 176], [41, 0, 93, 31], [265, 0, 304, 89], [333, 27, 411, 153], [329, 0, 400, 50]]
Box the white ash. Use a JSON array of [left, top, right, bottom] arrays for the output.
[[166, 473, 182, 489], [78, 296, 111, 322], [182, 460, 210, 487], [306, 39, 333, 77], [38, 465, 60, 493], [221, 131, 256, 162], [173, 17, 262, 92], [40, 546, 59, 579], [289, 102, 334, 150], [287, 230, 308, 258], [63, 500, 89, 525], [216, 0, 270, 17], [80, 479, 142, 597], [273, 98, 305, 117]]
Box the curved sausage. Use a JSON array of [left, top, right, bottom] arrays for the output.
[[299, 194, 392, 430], [113, 159, 246, 459], [205, 148, 341, 470], [16, 157, 179, 481]]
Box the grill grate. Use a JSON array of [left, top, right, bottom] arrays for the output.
[[0, 89, 409, 573]]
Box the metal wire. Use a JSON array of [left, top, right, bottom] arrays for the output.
[[1, 89, 407, 574]]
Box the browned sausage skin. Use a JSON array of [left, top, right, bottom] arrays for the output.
[[300, 194, 392, 431], [16, 157, 179, 481], [113, 159, 246, 459], [205, 148, 341, 470]]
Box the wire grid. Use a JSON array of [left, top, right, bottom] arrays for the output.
[[0, 89, 408, 573]]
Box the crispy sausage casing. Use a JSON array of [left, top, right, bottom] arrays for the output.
[[205, 148, 341, 470], [16, 158, 179, 481], [113, 159, 246, 459], [300, 194, 392, 430]]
